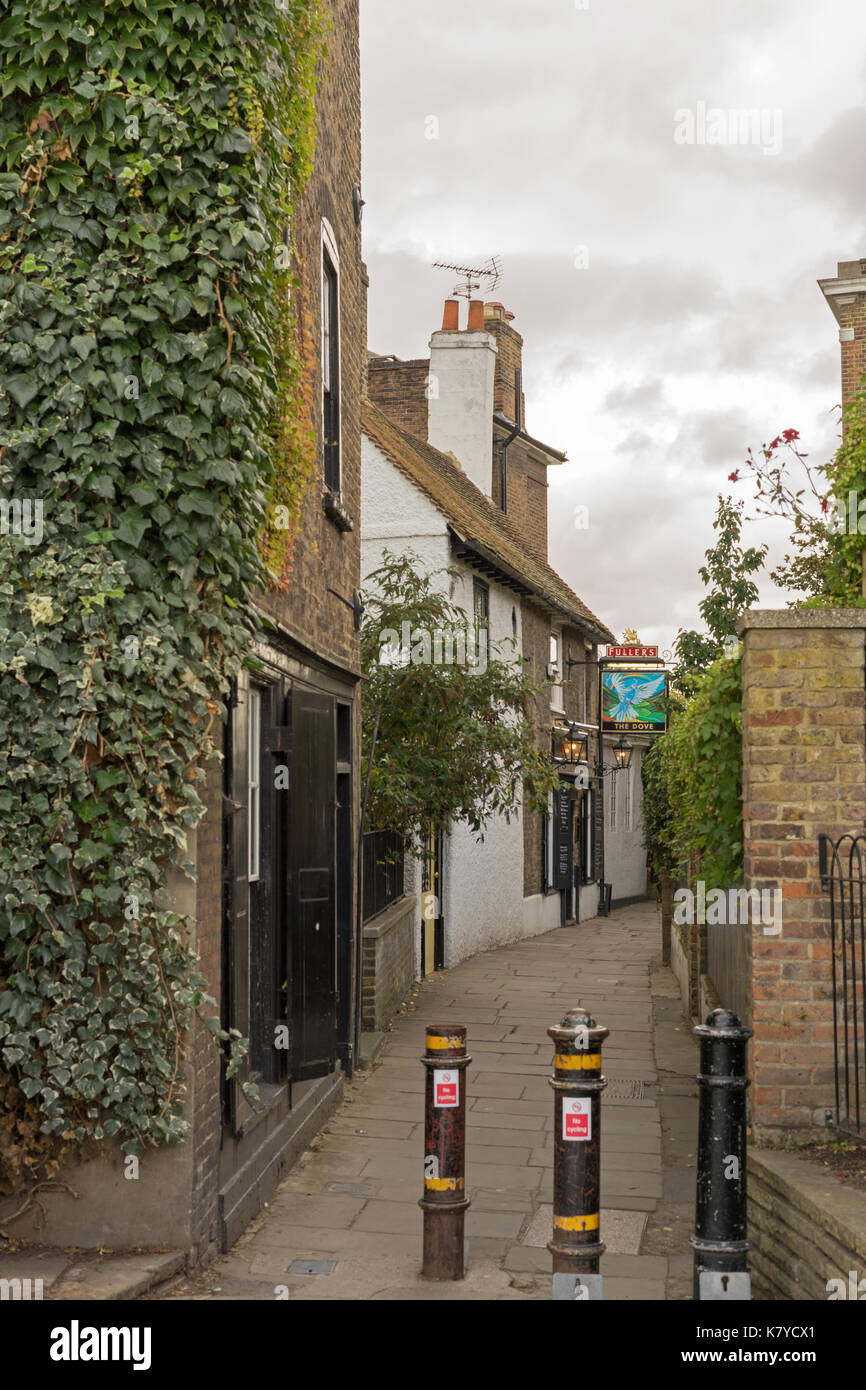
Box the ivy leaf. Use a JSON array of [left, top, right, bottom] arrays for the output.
[[6, 373, 39, 407], [114, 506, 150, 548], [165, 414, 193, 438]]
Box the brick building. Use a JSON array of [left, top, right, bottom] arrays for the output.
[[361, 296, 653, 1012], [3, 0, 367, 1262], [728, 259, 866, 1142]]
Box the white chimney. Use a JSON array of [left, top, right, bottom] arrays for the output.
[[427, 299, 497, 497]]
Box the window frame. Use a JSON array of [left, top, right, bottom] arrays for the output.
[[248, 685, 262, 883], [321, 218, 341, 495]]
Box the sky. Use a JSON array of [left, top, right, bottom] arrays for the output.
[[358, 0, 866, 655]]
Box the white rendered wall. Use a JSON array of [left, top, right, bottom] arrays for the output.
[[603, 748, 649, 904], [427, 330, 497, 497], [360, 434, 450, 587], [439, 574, 526, 967]]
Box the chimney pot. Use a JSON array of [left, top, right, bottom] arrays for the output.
[[442, 299, 460, 331], [467, 299, 485, 332]]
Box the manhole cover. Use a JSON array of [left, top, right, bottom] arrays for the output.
[[327, 1182, 377, 1195], [605, 1077, 645, 1100], [288, 1260, 336, 1277]]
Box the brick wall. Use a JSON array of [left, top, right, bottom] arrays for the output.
[[483, 306, 525, 423], [256, 0, 364, 678], [367, 357, 430, 441], [830, 259, 866, 404], [740, 610, 866, 1139], [189, 758, 224, 1263], [361, 897, 415, 1031], [749, 1148, 866, 1299], [190, 0, 364, 1255]]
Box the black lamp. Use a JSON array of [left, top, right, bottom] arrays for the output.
[[562, 722, 588, 764], [613, 734, 633, 770]]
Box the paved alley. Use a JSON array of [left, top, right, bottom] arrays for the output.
[[159, 901, 700, 1301]]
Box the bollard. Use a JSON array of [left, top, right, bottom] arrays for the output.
[[419, 1024, 471, 1279], [548, 1007, 609, 1292], [691, 1008, 752, 1300]]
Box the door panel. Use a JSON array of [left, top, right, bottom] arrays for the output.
[[290, 687, 336, 1080]]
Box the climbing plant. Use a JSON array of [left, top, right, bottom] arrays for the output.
[[643, 653, 743, 891], [0, 0, 324, 1199], [360, 552, 559, 855]]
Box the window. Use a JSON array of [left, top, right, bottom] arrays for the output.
[[322, 221, 341, 493], [473, 579, 489, 631], [248, 686, 261, 882], [549, 631, 564, 712], [608, 764, 617, 830]]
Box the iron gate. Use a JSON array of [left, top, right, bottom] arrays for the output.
[[818, 833, 866, 1137]]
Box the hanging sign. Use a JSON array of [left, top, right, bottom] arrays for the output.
[[605, 645, 659, 661], [602, 669, 668, 734]]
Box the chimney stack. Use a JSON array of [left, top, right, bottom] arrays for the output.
[[483, 302, 525, 424], [427, 298, 498, 496], [819, 260, 866, 412]]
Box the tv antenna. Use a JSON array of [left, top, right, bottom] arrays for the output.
[[433, 255, 503, 302]]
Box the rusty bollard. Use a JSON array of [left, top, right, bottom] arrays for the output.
[[548, 1007, 609, 1298], [419, 1024, 471, 1279]]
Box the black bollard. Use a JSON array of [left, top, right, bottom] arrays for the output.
[[547, 1007, 608, 1291], [419, 1024, 471, 1279], [691, 1007, 752, 1300]]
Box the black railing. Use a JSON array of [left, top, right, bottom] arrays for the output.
[[818, 833, 866, 1138], [362, 829, 405, 923]]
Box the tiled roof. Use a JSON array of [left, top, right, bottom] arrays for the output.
[[362, 399, 615, 643]]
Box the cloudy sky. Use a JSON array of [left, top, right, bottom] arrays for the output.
[[358, 0, 866, 653]]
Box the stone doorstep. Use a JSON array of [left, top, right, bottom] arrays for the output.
[[0, 1250, 187, 1301]]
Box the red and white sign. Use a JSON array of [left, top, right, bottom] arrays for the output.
[[606, 645, 659, 661], [433, 1069, 459, 1108], [563, 1097, 591, 1141]]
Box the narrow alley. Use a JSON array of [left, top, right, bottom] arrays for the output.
[[157, 903, 699, 1302]]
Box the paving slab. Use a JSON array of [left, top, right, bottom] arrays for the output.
[[158, 902, 698, 1303]]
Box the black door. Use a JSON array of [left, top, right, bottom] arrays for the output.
[[290, 685, 336, 1080]]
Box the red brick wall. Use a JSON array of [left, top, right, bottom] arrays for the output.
[[741, 614, 866, 1139], [834, 259, 866, 407], [367, 358, 430, 441]]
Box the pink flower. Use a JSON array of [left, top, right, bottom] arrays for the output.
[[728, 470, 740, 482], [768, 437, 781, 451], [782, 428, 800, 443]]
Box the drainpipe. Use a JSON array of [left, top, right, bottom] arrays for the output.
[[499, 369, 522, 512]]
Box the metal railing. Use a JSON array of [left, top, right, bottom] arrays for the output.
[[818, 833, 866, 1137], [707, 918, 750, 1026]]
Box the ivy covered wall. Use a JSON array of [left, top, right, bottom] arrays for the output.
[[0, 0, 322, 1200]]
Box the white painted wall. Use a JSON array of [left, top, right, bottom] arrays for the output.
[[361, 431, 541, 973], [603, 744, 649, 904], [427, 329, 497, 497], [360, 433, 450, 586]]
